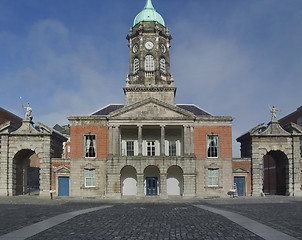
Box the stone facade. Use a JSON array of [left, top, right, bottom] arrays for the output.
[[64, 4, 234, 198], [237, 121, 302, 196], [0, 120, 67, 196]]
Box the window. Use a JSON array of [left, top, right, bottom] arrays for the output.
[[84, 169, 96, 187], [134, 58, 139, 74], [145, 55, 155, 71], [207, 135, 219, 158], [85, 135, 96, 158], [169, 141, 176, 156], [208, 169, 219, 187], [126, 141, 134, 156], [160, 58, 166, 73], [147, 141, 155, 156]]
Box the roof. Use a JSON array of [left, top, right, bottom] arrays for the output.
[[176, 104, 213, 116], [133, 0, 165, 27], [91, 104, 212, 117], [91, 104, 124, 116]]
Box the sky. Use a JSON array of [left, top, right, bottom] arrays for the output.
[[1, 0, 301, 157]]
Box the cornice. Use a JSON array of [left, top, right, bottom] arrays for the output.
[[123, 86, 176, 93]]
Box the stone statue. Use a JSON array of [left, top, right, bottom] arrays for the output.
[[270, 105, 279, 122], [24, 103, 33, 121]]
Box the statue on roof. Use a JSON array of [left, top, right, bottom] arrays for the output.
[[23, 102, 33, 121], [270, 105, 279, 122]]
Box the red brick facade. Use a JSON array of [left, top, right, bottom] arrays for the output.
[[69, 126, 109, 159], [194, 126, 232, 159]]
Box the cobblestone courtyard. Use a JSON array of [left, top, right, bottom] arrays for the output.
[[0, 196, 301, 239]]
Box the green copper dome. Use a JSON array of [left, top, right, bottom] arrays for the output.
[[133, 0, 165, 27]]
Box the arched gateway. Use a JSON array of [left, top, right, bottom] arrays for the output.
[[237, 120, 302, 196], [0, 120, 67, 196]]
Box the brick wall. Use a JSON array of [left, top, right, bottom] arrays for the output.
[[232, 160, 252, 195], [69, 126, 109, 158], [194, 126, 232, 159], [51, 162, 71, 191]]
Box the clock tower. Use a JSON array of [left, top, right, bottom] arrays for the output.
[[124, 0, 176, 106]]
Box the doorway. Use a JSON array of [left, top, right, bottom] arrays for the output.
[[234, 177, 245, 196], [146, 177, 158, 195], [263, 150, 288, 195], [58, 177, 69, 196]]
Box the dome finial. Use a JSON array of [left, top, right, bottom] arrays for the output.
[[144, 0, 154, 10], [133, 0, 165, 27]]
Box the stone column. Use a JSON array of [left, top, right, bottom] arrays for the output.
[[0, 135, 9, 196], [138, 125, 143, 156], [183, 174, 196, 198], [190, 126, 194, 156], [183, 126, 188, 155], [137, 173, 145, 197], [293, 136, 302, 196], [160, 125, 165, 156], [183, 126, 191, 156], [112, 125, 120, 156], [109, 125, 113, 155], [39, 149, 52, 197], [251, 148, 265, 196], [160, 173, 168, 198], [106, 173, 121, 199]]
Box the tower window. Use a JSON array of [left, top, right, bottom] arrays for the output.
[[145, 55, 155, 71], [134, 58, 139, 74], [160, 58, 166, 73]]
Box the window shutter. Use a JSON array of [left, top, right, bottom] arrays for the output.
[[155, 140, 160, 156], [121, 140, 126, 156], [176, 140, 181, 156], [134, 140, 138, 156], [142, 140, 146, 156], [165, 140, 169, 155]]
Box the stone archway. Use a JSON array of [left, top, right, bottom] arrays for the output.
[[263, 150, 289, 195], [167, 166, 184, 196], [13, 149, 40, 195], [120, 165, 137, 196]]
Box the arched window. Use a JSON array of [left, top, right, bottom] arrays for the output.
[[160, 58, 166, 73], [145, 55, 155, 71], [134, 58, 139, 74]]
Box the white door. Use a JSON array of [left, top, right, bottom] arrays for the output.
[[122, 177, 137, 196]]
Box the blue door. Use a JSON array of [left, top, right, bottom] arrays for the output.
[[58, 177, 69, 196], [146, 177, 158, 195], [234, 177, 245, 196]]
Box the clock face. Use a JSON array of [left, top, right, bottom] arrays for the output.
[[132, 44, 138, 53], [145, 41, 154, 50], [160, 44, 166, 53]]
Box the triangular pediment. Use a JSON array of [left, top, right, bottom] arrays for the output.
[[255, 121, 291, 136], [11, 120, 41, 135], [109, 98, 195, 120], [233, 167, 249, 173], [54, 165, 70, 173]]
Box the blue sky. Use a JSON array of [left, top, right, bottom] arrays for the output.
[[1, 0, 301, 157]]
